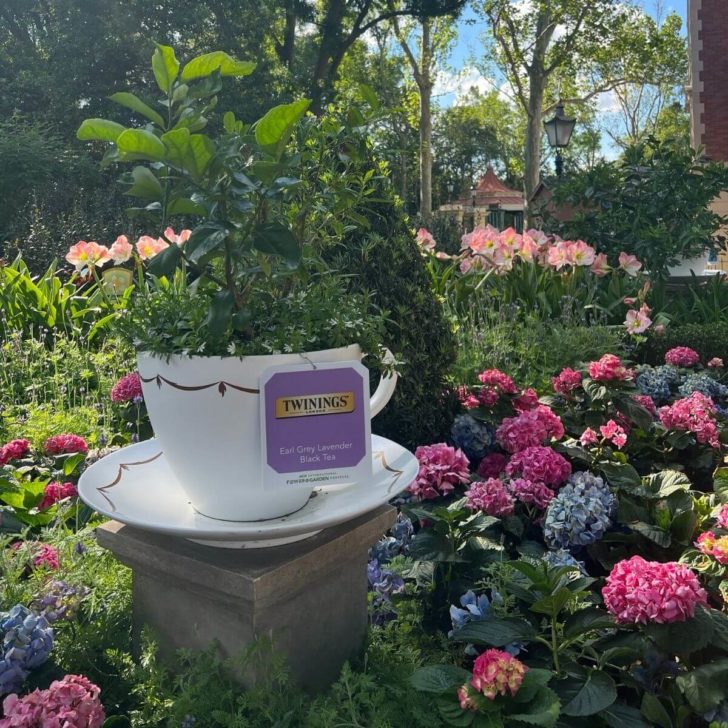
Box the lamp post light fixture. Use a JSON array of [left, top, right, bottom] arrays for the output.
[[543, 101, 576, 177], [470, 185, 477, 208]]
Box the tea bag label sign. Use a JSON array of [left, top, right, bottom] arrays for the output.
[[260, 361, 372, 488]]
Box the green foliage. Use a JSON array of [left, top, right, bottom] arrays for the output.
[[547, 137, 728, 278], [639, 321, 728, 366]]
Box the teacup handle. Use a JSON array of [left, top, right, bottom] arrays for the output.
[[370, 347, 398, 417]]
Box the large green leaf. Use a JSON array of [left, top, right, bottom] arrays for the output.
[[253, 222, 301, 267], [162, 127, 192, 169], [709, 607, 728, 651], [188, 134, 215, 177], [453, 618, 538, 647], [641, 470, 692, 498], [152, 44, 179, 93], [563, 607, 616, 640], [645, 606, 714, 654], [206, 290, 234, 338], [600, 461, 641, 489], [714, 467, 728, 503], [629, 521, 671, 547], [76, 118, 126, 142], [147, 244, 183, 278], [640, 693, 672, 728], [181, 51, 255, 80], [255, 99, 310, 151], [676, 658, 728, 713], [127, 166, 163, 200], [116, 129, 166, 160], [108, 92, 165, 128], [558, 670, 617, 717], [600, 702, 651, 728], [506, 686, 560, 727], [185, 224, 228, 264], [410, 665, 471, 694]]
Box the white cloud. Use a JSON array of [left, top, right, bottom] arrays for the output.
[[433, 66, 507, 106], [596, 89, 621, 114]]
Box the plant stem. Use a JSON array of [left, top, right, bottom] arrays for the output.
[[551, 615, 561, 675]]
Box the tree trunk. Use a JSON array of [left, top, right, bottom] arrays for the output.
[[276, 0, 298, 68], [524, 73, 545, 219], [309, 0, 347, 114], [419, 19, 433, 223]]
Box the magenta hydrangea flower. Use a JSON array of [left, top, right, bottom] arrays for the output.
[[476, 369, 518, 407], [513, 388, 539, 412], [39, 482, 78, 511], [587, 354, 634, 382], [658, 391, 720, 448], [44, 434, 88, 456], [602, 556, 707, 624], [633, 394, 657, 417], [476, 452, 508, 479], [465, 478, 514, 516], [110, 372, 143, 404], [696, 531, 728, 565], [496, 405, 564, 454], [552, 367, 582, 395], [32, 544, 60, 571], [599, 419, 627, 449], [0, 440, 31, 466], [0, 674, 105, 728], [407, 443, 470, 500], [664, 346, 700, 367], [505, 446, 571, 487], [470, 649, 528, 700], [507, 478, 555, 509], [717, 504, 728, 529], [579, 428, 599, 447]]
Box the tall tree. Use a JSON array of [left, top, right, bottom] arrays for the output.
[[392, 15, 455, 221], [481, 0, 684, 219]]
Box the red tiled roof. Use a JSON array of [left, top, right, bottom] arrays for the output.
[[453, 166, 524, 207]]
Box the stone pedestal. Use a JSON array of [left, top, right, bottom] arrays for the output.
[[96, 505, 395, 691]]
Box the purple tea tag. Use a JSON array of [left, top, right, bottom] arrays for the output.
[[260, 361, 372, 489]]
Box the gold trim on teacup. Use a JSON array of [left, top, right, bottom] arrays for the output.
[[139, 374, 259, 396], [96, 452, 164, 511], [374, 450, 406, 493]]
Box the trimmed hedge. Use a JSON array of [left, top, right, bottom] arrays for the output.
[[638, 322, 728, 366]]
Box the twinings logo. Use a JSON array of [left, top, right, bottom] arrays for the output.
[[275, 391, 355, 419]]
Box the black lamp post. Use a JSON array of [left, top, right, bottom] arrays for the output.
[[543, 101, 576, 177], [470, 185, 477, 208]]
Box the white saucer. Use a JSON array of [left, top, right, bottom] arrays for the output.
[[78, 436, 417, 548]]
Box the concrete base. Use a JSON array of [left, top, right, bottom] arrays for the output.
[[96, 505, 395, 691]]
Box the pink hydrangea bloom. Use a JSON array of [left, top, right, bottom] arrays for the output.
[[513, 388, 539, 412], [456, 386, 480, 409], [415, 228, 436, 251], [44, 434, 89, 456], [0, 674, 105, 728], [716, 504, 728, 529], [696, 531, 728, 565], [587, 354, 634, 382], [457, 685, 477, 712], [465, 478, 514, 516], [633, 394, 657, 417], [658, 392, 720, 448], [477, 452, 508, 479], [599, 420, 628, 449], [506, 478, 554, 509], [664, 346, 700, 367], [407, 443, 470, 500], [602, 556, 707, 624], [505, 446, 571, 487], [108, 235, 133, 264], [477, 369, 518, 408], [707, 357, 724, 369], [110, 372, 143, 404], [618, 252, 642, 276], [33, 544, 60, 570], [496, 406, 564, 454], [470, 649, 528, 700], [39, 481, 78, 510], [579, 428, 599, 447], [0, 439, 31, 465], [552, 368, 582, 395]]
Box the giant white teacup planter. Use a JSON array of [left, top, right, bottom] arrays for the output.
[[137, 345, 397, 522]]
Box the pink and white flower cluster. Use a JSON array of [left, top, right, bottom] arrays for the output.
[[505, 446, 571, 487], [664, 346, 701, 368], [0, 674, 105, 728], [696, 531, 728, 565], [408, 443, 470, 500], [495, 405, 564, 453], [658, 391, 720, 448], [66, 227, 191, 271], [469, 648, 528, 700], [579, 420, 628, 449], [602, 556, 707, 624]]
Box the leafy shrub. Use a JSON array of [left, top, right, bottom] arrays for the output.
[[639, 322, 728, 366], [545, 136, 728, 278]]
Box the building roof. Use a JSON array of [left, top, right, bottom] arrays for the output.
[[453, 166, 524, 208]]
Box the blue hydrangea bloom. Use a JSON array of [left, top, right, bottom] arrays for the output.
[[636, 366, 680, 405], [0, 605, 54, 695], [367, 560, 404, 601], [678, 373, 728, 402], [369, 514, 415, 563], [543, 472, 616, 550], [449, 590, 492, 635], [542, 549, 587, 576], [32, 581, 90, 624], [451, 414, 494, 461]]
